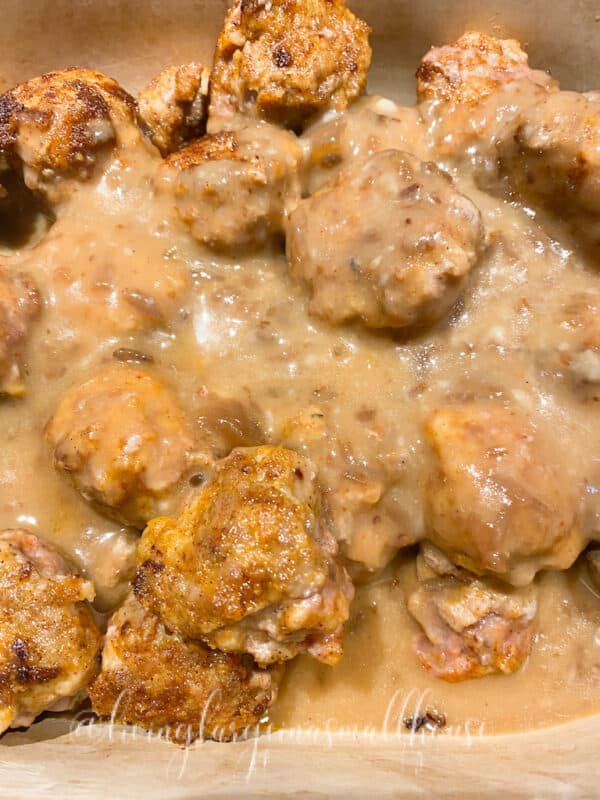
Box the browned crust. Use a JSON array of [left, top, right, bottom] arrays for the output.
[[162, 130, 240, 171], [89, 596, 280, 744], [134, 446, 334, 640], [209, 0, 371, 129], [0, 68, 136, 176]]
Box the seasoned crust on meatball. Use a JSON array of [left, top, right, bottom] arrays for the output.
[[159, 124, 302, 251], [408, 549, 537, 682], [0, 268, 40, 397], [45, 365, 244, 529], [0, 69, 137, 202], [416, 31, 552, 106], [134, 445, 353, 666], [499, 91, 600, 217], [424, 404, 584, 586], [416, 32, 557, 160], [162, 129, 240, 171], [89, 594, 281, 744], [287, 149, 483, 330], [138, 62, 209, 156], [0, 530, 101, 734], [208, 0, 371, 132]]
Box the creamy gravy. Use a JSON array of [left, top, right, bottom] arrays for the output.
[[1, 93, 600, 736]]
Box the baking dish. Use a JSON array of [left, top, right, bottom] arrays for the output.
[[1, 1, 599, 796]]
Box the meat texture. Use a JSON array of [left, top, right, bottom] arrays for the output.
[[408, 544, 538, 682], [499, 91, 600, 225], [416, 32, 557, 163], [0, 68, 138, 205], [134, 445, 354, 666], [424, 403, 584, 585], [46, 365, 262, 528], [0, 530, 101, 734], [158, 124, 302, 251], [279, 405, 423, 573], [287, 149, 483, 330], [208, 0, 371, 131], [138, 62, 209, 156], [89, 594, 280, 744], [303, 95, 428, 194]]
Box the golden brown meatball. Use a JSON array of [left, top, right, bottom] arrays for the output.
[[416, 32, 557, 162], [424, 404, 584, 586], [208, 0, 371, 132], [0, 529, 101, 734], [137, 62, 209, 156], [158, 123, 302, 251], [46, 365, 259, 529], [499, 91, 600, 218], [135, 446, 354, 666], [287, 149, 483, 330], [0, 268, 40, 397], [0, 68, 137, 205], [89, 594, 280, 744], [408, 545, 537, 682]]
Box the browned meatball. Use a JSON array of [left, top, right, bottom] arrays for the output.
[[46, 364, 261, 528], [208, 0, 371, 132], [424, 404, 584, 586], [499, 91, 600, 218], [137, 62, 209, 156], [0, 68, 137, 205], [287, 149, 483, 330], [0, 530, 101, 734], [416, 32, 557, 162], [89, 594, 280, 744], [0, 268, 40, 397], [158, 124, 302, 251], [135, 446, 354, 666], [408, 544, 537, 682]]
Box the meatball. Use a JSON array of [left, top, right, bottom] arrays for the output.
[[499, 91, 600, 217], [279, 405, 422, 572], [89, 594, 280, 744], [208, 0, 371, 132], [0, 530, 101, 734], [134, 446, 354, 666], [0, 269, 40, 397], [416, 32, 557, 162], [408, 544, 537, 682], [137, 62, 209, 156], [287, 149, 483, 330], [158, 123, 302, 251], [303, 95, 428, 194], [46, 365, 257, 529], [424, 404, 584, 586], [0, 68, 137, 205]]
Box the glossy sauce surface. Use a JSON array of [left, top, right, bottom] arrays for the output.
[[1, 93, 600, 736]]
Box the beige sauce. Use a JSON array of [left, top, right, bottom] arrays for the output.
[[1, 96, 600, 735]]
